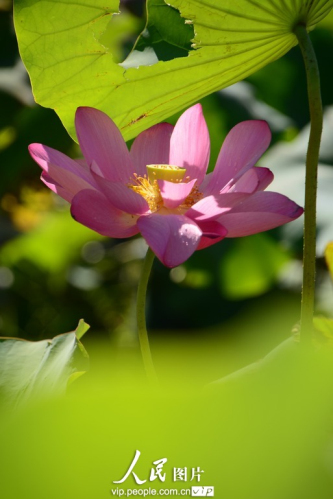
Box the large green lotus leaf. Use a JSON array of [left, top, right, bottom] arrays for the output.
[[0, 320, 89, 408], [14, 0, 333, 141]]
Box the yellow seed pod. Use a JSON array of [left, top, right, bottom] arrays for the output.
[[146, 165, 186, 183]]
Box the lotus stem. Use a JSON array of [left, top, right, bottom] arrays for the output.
[[136, 247, 158, 385], [294, 24, 323, 344]]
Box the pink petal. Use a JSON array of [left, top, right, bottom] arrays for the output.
[[252, 167, 274, 191], [29, 143, 96, 198], [137, 214, 202, 267], [169, 104, 210, 186], [71, 189, 139, 238], [217, 191, 303, 238], [130, 123, 174, 177], [186, 192, 250, 221], [41, 172, 72, 203], [205, 120, 271, 195], [224, 167, 274, 194], [75, 157, 89, 171], [196, 221, 228, 250], [75, 107, 134, 183], [199, 171, 213, 192], [158, 179, 197, 209], [91, 162, 149, 215], [227, 168, 261, 194]]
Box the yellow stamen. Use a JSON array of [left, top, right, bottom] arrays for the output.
[[128, 173, 162, 212], [179, 184, 202, 210], [128, 165, 203, 214]]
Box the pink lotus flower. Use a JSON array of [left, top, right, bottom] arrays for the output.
[[29, 105, 303, 267]]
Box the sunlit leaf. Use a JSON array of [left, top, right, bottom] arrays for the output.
[[14, 0, 333, 141], [0, 320, 89, 407], [75, 318, 91, 340]]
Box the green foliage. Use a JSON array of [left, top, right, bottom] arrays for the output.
[[0, 320, 89, 407], [314, 315, 333, 341], [220, 234, 290, 299], [0, 210, 103, 274], [14, 0, 332, 142], [134, 0, 194, 60], [2, 0, 332, 340], [1, 341, 333, 498], [325, 241, 333, 281], [75, 318, 90, 340], [98, 7, 143, 61]]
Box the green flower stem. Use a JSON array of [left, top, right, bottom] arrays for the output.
[[136, 247, 158, 385], [294, 24, 323, 344]]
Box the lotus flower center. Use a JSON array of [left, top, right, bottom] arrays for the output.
[[128, 164, 201, 213]]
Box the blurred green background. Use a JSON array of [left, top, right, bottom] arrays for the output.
[[0, 0, 333, 384], [1, 3, 333, 498]]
